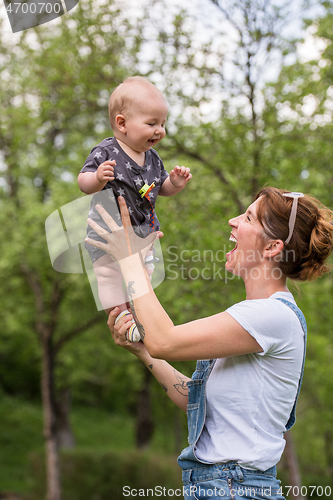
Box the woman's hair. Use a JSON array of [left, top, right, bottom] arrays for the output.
[[255, 186, 333, 281]]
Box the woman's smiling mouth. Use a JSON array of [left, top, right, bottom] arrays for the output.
[[228, 235, 238, 255]]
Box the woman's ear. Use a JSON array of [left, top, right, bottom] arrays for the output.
[[264, 239, 284, 259], [115, 114, 127, 133]]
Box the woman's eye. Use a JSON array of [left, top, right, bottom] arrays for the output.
[[246, 215, 251, 222]]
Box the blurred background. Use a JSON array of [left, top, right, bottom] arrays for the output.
[[0, 0, 333, 498]]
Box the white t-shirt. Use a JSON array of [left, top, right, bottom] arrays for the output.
[[194, 291, 305, 471]]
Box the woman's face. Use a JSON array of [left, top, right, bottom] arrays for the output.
[[225, 198, 268, 280]]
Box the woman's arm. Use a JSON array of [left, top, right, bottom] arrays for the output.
[[120, 253, 262, 361], [144, 356, 190, 413], [86, 199, 262, 361], [108, 309, 190, 412]]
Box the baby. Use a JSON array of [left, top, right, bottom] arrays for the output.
[[78, 76, 191, 339]]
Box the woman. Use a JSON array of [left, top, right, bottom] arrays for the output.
[[86, 186, 333, 499]]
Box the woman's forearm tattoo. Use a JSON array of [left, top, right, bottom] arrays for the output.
[[126, 281, 145, 338], [174, 370, 189, 396], [147, 365, 188, 397]]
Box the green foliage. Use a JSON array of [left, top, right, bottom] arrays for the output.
[[263, 5, 333, 477], [0, 392, 44, 492], [0, 392, 184, 496], [0, 394, 136, 494], [1, 0, 333, 494], [156, 154, 245, 325], [0, 0, 146, 405], [277, 466, 333, 500], [28, 449, 183, 500]]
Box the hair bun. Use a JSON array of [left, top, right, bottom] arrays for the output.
[[300, 208, 333, 281]]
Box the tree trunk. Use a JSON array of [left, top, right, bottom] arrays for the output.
[[324, 430, 333, 478], [41, 335, 61, 500], [136, 368, 154, 449], [284, 431, 307, 500], [56, 387, 76, 450]]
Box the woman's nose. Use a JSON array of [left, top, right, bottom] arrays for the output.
[[228, 215, 240, 227]]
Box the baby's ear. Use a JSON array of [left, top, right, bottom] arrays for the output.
[[115, 114, 127, 133]]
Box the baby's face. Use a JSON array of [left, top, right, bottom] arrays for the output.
[[123, 93, 168, 153]]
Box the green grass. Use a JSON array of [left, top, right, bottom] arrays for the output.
[[1, 393, 332, 500], [0, 394, 137, 495], [70, 406, 136, 453], [0, 394, 44, 494]]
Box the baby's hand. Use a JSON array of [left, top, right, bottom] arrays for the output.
[[169, 166, 192, 188], [96, 160, 116, 183]]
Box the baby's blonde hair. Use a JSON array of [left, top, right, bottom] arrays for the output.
[[108, 76, 166, 129]]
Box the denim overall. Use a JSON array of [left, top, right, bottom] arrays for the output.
[[178, 299, 307, 500]]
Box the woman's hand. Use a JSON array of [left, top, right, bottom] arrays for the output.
[[108, 308, 189, 413], [107, 307, 148, 358], [85, 196, 162, 263]]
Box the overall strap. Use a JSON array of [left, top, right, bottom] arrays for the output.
[[275, 298, 307, 431]]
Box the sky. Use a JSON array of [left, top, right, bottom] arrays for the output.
[[0, 0, 327, 123], [0, 0, 325, 47]]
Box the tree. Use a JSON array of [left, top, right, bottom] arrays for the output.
[[139, 0, 332, 490], [1, 0, 333, 494], [0, 1, 146, 498], [142, 0, 301, 202], [267, 2, 333, 484]]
